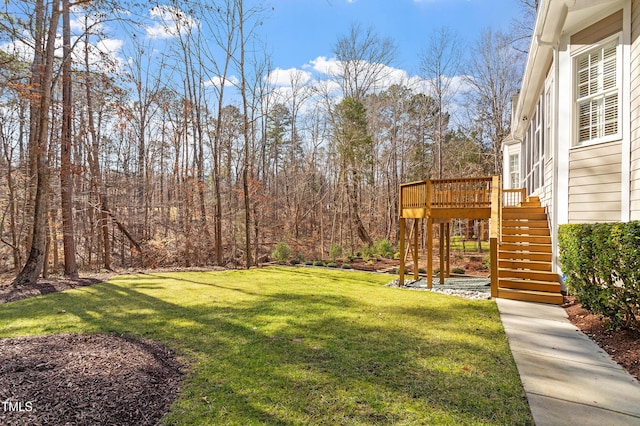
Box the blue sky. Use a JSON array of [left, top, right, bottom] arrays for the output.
[[260, 0, 523, 75]]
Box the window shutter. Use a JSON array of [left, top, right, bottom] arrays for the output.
[[575, 40, 619, 145]]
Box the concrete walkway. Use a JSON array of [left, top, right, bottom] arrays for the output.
[[497, 298, 640, 426]]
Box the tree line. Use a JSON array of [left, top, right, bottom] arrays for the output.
[[0, 0, 524, 285]]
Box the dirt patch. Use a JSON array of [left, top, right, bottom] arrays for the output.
[[563, 296, 640, 381], [0, 333, 183, 425]]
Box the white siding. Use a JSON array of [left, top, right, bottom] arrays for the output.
[[568, 140, 622, 223]]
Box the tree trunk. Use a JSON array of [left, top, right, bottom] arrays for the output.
[[84, 27, 111, 270], [60, 0, 78, 277], [14, 0, 60, 286], [239, 0, 252, 269]]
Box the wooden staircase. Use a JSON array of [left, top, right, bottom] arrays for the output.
[[497, 197, 564, 304]]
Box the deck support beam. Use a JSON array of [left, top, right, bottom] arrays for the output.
[[412, 219, 419, 280], [427, 218, 433, 289], [399, 218, 406, 286]]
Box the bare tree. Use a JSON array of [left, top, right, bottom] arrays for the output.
[[60, 0, 78, 277], [333, 22, 397, 101], [419, 27, 463, 178], [510, 0, 539, 53], [463, 29, 523, 174], [13, 0, 61, 286]]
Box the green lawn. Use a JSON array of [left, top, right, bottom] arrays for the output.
[[0, 267, 533, 425]]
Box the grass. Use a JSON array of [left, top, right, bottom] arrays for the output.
[[0, 267, 533, 425], [449, 236, 489, 253]]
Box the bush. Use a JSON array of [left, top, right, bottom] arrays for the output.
[[361, 243, 375, 261], [304, 260, 313, 266], [374, 239, 395, 259], [559, 222, 640, 331], [326, 262, 338, 268], [329, 243, 343, 261], [452, 267, 465, 275], [289, 259, 301, 265], [271, 242, 292, 264], [313, 260, 325, 267], [341, 264, 352, 270]]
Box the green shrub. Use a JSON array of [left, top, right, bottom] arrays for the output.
[[361, 243, 375, 261], [329, 243, 343, 261], [289, 259, 301, 265], [313, 260, 325, 267], [374, 239, 395, 259], [304, 260, 313, 266], [326, 262, 338, 268], [559, 222, 640, 331], [481, 254, 491, 270], [452, 267, 465, 275], [271, 242, 292, 264], [341, 264, 352, 270]]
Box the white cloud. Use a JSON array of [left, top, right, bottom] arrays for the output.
[[146, 6, 198, 39], [266, 67, 312, 87], [205, 75, 240, 87], [307, 56, 341, 76]]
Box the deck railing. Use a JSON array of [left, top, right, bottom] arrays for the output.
[[431, 177, 492, 208], [400, 177, 494, 211], [399, 180, 428, 209]]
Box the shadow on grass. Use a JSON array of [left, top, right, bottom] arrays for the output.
[[0, 270, 533, 425]]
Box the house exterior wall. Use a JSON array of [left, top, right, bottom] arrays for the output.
[[564, 8, 626, 223], [568, 141, 622, 223], [630, 0, 640, 219], [504, 0, 635, 274], [570, 10, 623, 53]]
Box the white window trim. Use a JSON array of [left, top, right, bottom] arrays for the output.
[[572, 32, 623, 148]]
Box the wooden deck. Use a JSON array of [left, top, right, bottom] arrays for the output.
[[398, 177, 563, 304]]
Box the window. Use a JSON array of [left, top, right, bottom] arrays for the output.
[[509, 153, 520, 189], [524, 94, 544, 195], [575, 37, 620, 145]]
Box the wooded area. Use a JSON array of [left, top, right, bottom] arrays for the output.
[[0, 0, 524, 285]]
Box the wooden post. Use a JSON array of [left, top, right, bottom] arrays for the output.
[[490, 237, 498, 298], [412, 219, 419, 280], [445, 221, 451, 278], [427, 217, 433, 289], [399, 217, 406, 286], [439, 222, 445, 285], [490, 175, 501, 298]]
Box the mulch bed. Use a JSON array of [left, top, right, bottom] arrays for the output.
[[563, 296, 640, 381], [0, 333, 183, 425], [0, 275, 112, 304]]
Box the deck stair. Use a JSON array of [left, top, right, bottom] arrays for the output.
[[497, 196, 563, 304]]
